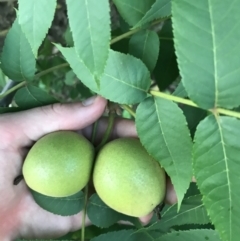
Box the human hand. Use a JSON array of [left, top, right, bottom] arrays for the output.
[[0, 96, 177, 241]]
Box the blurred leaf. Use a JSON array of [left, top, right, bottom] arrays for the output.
[[38, 37, 53, 57], [91, 229, 135, 241], [99, 50, 151, 104], [63, 25, 74, 47], [173, 82, 187, 98], [193, 115, 240, 241], [112, 0, 155, 26], [133, 0, 171, 29], [136, 97, 192, 209], [156, 229, 220, 241], [129, 30, 159, 72], [56, 46, 98, 92], [14, 85, 57, 109], [0, 68, 6, 89], [0, 107, 22, 114], [64, 70, 76, 86], [147, 195, 210, 232], [87, 193, 138, 228], [172, 0, 240, 109], [66, 0, 110, 81], [91, 229, 160, 241], [154, 20, 179, 91], [31, 189, 84, 216], [18, 0, 57, 57], [0, 19, 36, 81]]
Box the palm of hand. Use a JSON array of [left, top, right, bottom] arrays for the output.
[[0, 126, 83, 240]]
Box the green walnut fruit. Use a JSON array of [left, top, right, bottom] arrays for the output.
[[93, 138, 166, 217], [23, 131, 94, 197]]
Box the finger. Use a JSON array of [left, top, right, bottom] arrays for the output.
[[165, 177, 178, 205], [1, 96, 107, 147], [139, 212, 153, 225], [19, 190, 91, 239]]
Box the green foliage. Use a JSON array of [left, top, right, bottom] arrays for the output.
[[31, 189, 84, 216], [0, 19, 36, 81], [136, 97, 192, 209], [98, 50, 151, 104], [112, 0, 155, 26], [66, 0, 110, 81], [133, 0, 171, 29], [193, 115, 240, 241], [147, 195, 210, 232], [157, 229, 221, 241], [1, 0, 240, 240], [172, 0, 240, 109], [18, 0, 57, 57], [87, 193, 137, 228], [14, 85, 57, 109], [129, 30, 159, 72]]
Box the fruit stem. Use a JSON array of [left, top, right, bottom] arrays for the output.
[[91, 120, 99, 143], [81, 185, 89, 241], [120, 104, 136, 118], [96, 111, 115, 152]]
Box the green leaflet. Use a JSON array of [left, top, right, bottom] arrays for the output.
[[147, 195, 210, 232], [18, 0, 57, 57], [0, 68, 6, 89], [14, 85, 57, 109], [66, 0, 110, 80], [31, 189, 84, 216], [91, 229, 160, 241], [133, 0, 171, 29], [91, 230, 135, 241], [172, 0, 240, 109], [156, 229, 220, 241], [87, 193, 137, 228], [0, 19, 36, 81], [129, 30, 159, 72], [56, 46, 98, 92], [99, 50, 151, 104], [136, 97, 192, 209], [112, 0, 155, 26], [193, 115, 240, 241]]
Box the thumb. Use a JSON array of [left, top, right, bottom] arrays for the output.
[[2, 96, 107, 147]]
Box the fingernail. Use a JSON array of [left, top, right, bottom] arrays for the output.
[[82, 95, 97, 106]]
